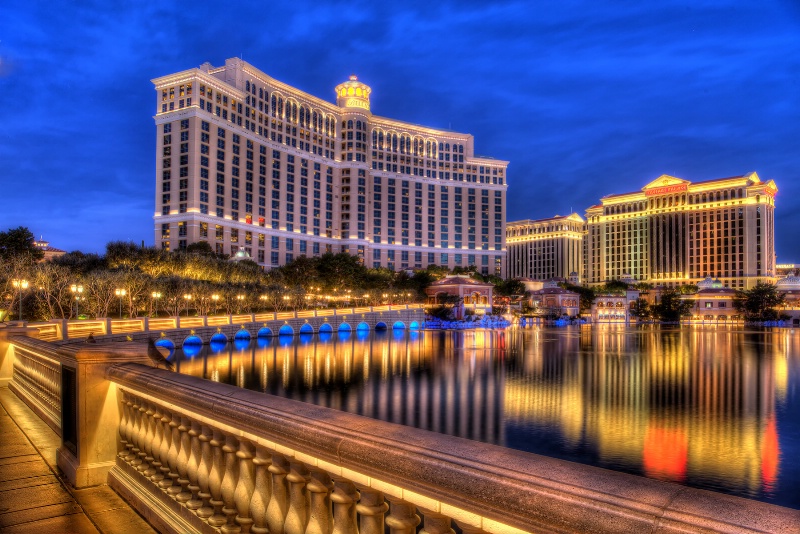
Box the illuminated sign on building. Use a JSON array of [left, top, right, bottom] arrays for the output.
[[344, 98, 370, 111], [644, 184, 689, 196]]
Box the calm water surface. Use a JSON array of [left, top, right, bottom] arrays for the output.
[[173, 325, 800, 509]]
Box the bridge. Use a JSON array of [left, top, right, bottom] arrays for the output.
[[1, 322, 798, 534]]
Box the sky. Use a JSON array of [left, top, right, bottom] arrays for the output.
[[1, 1, 798, 260]]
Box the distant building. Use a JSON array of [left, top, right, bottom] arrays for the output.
[[152, 58, 507, 275], [425, 275, 494, 318], [683, 276, 740, 323], [529, 280, 580, 317], [591, 289, 640, 323], [506, 213, 584, 281], [584, 172, 777, 290], [33, 237, 66, 262], [776, 264, 799, 277]]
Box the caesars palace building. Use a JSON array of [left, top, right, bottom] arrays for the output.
[[508, 173, 778, 289], [152, 58, 507, 275]]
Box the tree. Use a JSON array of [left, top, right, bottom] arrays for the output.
[[0, 226, 44, 262], [629, 298, 652, 321], [600, 279, 628, 294], [652, 289, 693, 322], [734, 282, 786, 322], [185, 240, 217, 257]]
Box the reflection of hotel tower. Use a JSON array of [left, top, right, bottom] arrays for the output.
[[184, 331, 507, 445], [583, 173, 777, 289], [503, 328, 786, 494], [152, 58, 507, 275]]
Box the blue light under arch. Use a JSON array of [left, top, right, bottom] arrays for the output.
[[279, 325, 294, 336], [299, 323, 314, 334], [356, 322, 370, 331], [392, 321, 405, 330], [257, 327, 273, 338], [318, 323, 333, 333], [338, 322, 351, 332]]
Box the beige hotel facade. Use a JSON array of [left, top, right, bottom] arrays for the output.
[[508, 172, 777, 290], [152, 58, 507, 275]]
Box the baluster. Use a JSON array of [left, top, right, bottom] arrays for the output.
[[250, 445, 272, 534], [356, 489, 388, 534], [306, 469, 333, 534], [129, 397, 143, 468], [221, 433, 241, 534], [285, 461, 311, 534], [196, 424, 214, 519], [331, 479, 359, 534], [117, 391, 130, 459], [234, 438, 256, 533], [176, 415, 193, 503], [142, 401, 158, 478], [267, 453, 290, 534], [166, 410, 182, 497], [385, 500, 420, 534], [150, 404, 165, 485], [156, 408, 173, 488], [208, 428, 228, 527], [419, 511, 455, 534], [186, 420, 203, 510], [136, 400, 151, 473]]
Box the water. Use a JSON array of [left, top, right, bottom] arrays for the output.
[[173, 325, 800, 509]]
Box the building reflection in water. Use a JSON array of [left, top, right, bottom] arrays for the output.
[[174, 326, 799, 508]]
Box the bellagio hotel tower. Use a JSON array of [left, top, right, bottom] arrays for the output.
[[152, 58, 507, 275]]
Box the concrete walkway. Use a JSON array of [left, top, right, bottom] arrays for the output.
[[0, 387, 157, 534]]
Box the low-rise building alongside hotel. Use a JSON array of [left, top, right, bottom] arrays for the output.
[[425, 275, 495, 318], [683, 277, 740, 323], [529, 282, 580, 317]]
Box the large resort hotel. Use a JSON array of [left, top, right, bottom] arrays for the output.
[[508, 172, 778, 289], [152, 58, 508, 275]]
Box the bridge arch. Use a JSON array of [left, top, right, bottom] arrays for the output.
[[279, 325, 294, 336]]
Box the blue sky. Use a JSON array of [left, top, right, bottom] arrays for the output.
[[1, 1, 798, 261]]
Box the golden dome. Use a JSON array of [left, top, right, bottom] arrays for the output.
[[335, 75, 372, 111]]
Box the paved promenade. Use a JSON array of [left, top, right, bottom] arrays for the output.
[[0, 387, 156, 534]]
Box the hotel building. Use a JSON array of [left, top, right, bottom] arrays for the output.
[[152, 58, 507, 275], [584, 173, 777, 289], [506, 214, 584, 281]]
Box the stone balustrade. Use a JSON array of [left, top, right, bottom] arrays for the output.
[[7, 336, 62, 434], [107, 363, 800, 534]]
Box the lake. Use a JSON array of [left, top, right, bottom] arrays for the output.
[[172, 325, 800, 509]]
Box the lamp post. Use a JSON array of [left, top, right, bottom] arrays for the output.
[[151, 291, 162, 317], [11, 279, 29, 321], [236, 294, 245, 314], [70, 283, 84, 319], [211, 294, 220, 316], [115, 288, 127, 318], [183, 294, 192, 317]]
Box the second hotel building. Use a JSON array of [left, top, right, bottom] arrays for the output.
[[152, 58, 508, 275]]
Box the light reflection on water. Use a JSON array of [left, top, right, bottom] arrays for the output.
[[173, 325, 800, 509]]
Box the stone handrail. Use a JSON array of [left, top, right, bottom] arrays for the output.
[[106, 363, 800, 534], [8, 336, 62, 434]]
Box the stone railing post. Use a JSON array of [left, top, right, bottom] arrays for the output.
[[284, 460, 310, 534], [355, 489, 387, 534], [0, 325, 39, 387], [306, 469, 334, 534], [250, 445, 272, 534], [267, 453, 290, 534], [386, 500, 420, 534], [55, 343, 151, 488]]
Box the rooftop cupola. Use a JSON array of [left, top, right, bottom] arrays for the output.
[[335, 75, 372, 112]]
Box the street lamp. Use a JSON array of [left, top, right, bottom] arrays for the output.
[[183, 294, 192, 317], [211, 294, 220, 315], [70, 283, 84, 319], [115, 288, 127, 318], [11, 279, 29, 321], [236, 294, 245, 313], [151, 291, 162, 317]]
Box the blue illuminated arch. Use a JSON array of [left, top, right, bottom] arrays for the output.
[[392, 321, 406, 330], [299, 323, 314, 334], [356, 322, 370, 331], [234, 329, 251, 341], [337, 322, 351, 332], [279, 325, 294, 336], [318, 323, 333, 334], [183, 335, 203, 346], [409, 321, 420, 330], [257, 327, 273, 338]]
